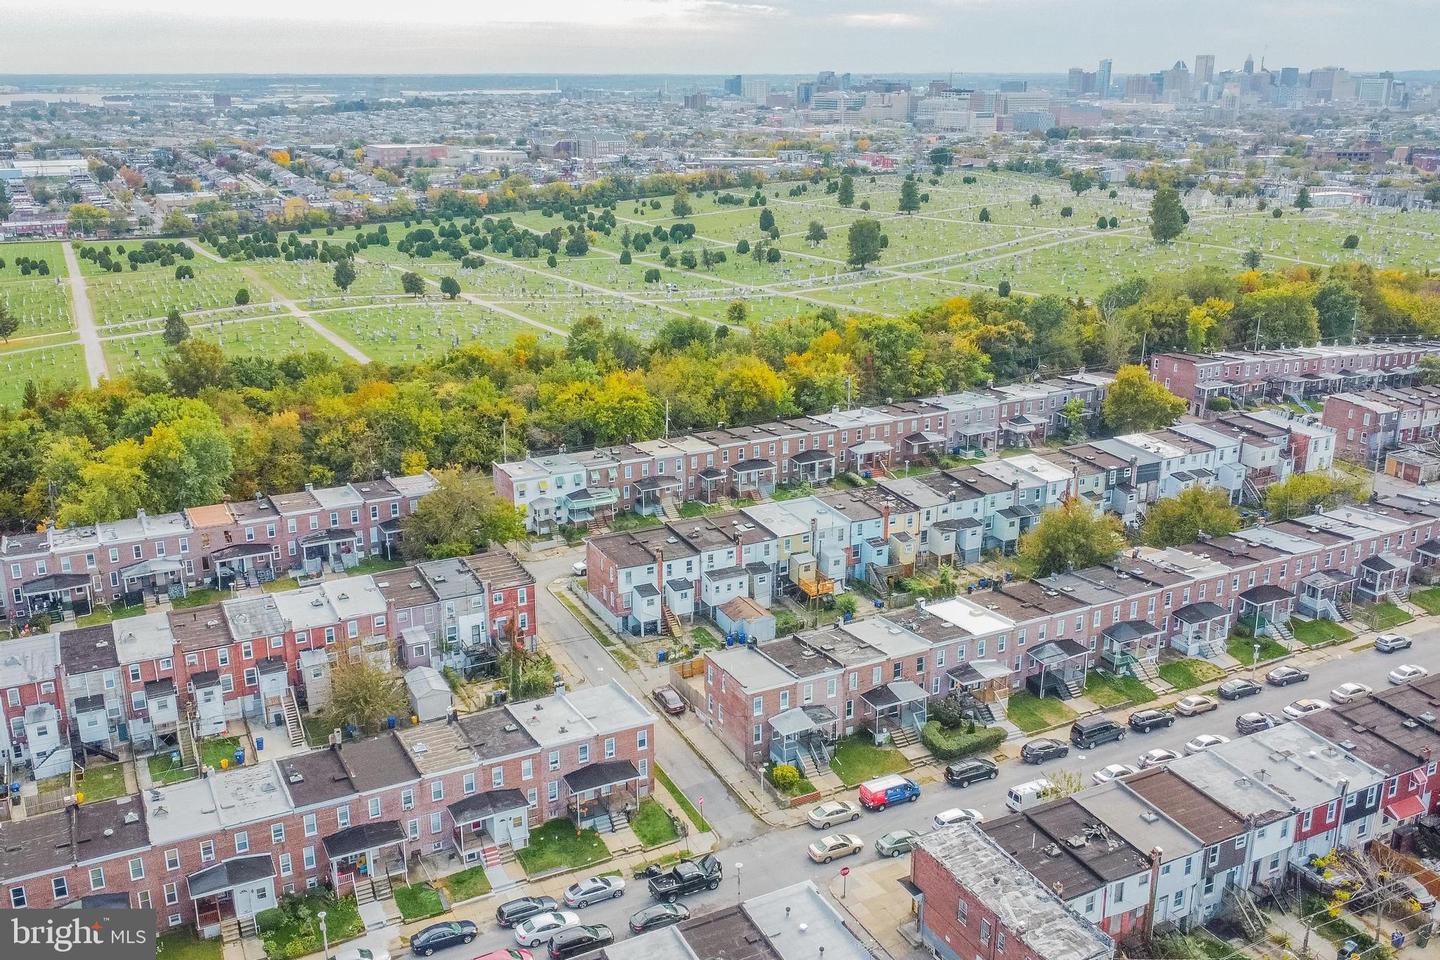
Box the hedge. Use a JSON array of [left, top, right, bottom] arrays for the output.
[[921, 721, 1005, 761]]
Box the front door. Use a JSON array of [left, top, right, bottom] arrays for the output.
[[234, 879, 274, 918]]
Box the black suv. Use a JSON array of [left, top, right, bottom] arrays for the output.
[[1218, 678, 1263, 701], [648, 854, 722, 902], [496, 895, 559, 928], [1020, 738, 1070, 764], [1128, 709, 1175, 733], [1070, 716, 1126, 749], [944, 758, 998, 787], [549, 925, 614, 960]]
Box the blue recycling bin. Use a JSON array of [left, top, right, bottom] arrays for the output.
[[232, 749, 245, 767], [657, 650, 668, 663], [255, 737, 264, 752], [387, 715, 397, 729]]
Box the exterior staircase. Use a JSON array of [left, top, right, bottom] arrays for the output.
[[589, 808, 616, 833], [661, 605, 682, 637], [281, 689, 304, 747], [1197, 634, 1227, 659], [715, 495, 734, 509], [480, 841, 516, 867], [1390, 585, 1411, 604], [220, 918, 242, 944], [659, 497, 681, 521], [371, 873, 393, 902], [237, 916, 258, 939], [1059, 673, 1085, 699], [886, 718, 920, 748], [1131, 658, 1159, 683], [176, 718, 196, 768], [1241, 476, 1264, 507], [1269, 619, 1296, 649]]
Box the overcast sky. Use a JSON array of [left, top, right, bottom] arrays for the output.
[[3, 0, 1434, 76]]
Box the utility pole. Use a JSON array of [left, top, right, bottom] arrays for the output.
[[664, 398, 670, 438]]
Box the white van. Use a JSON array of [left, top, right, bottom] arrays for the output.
[[1005, 778, 1055, 813]]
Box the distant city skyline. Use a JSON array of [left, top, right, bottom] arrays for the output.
[[2, 0, 1435, 76]]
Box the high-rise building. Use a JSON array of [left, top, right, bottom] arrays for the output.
[[742, 78, 769, 105], [1068, 67, 1087, 93], [816, 70, 837, 91], [723, 75, 742, 96], [998, 80, 1028, 92], [1243, 53, 1255, 75], [794, 81, 816, 106], [1279, 67, 1300, 88], [1096, 59, 1112, 98], [1194, 54, 1215, 85]]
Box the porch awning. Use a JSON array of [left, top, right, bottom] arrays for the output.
[[187, 855, 276, 899], [851, 440, 890, 456], [66, 893, 132, 910], [1102, 620, 1162, 644], [1416, 540, 1440, 558], [20, 573, 91, 596], [564, 759, 640, 794], [731, 458, 775, 475], [1383, 795, 1426, 822], [698, 468, 725, 483], [1239, 585, 1295, 605], [1028, 638, 1088, 666], [905, 431, 946, 447], [791, 449, 835, 465], [634, 476, 681, 492], [447, 788, 529, 824], [561, 488, 619, 509], [1301, 570, 1356, 589], [861, 679, 927, 710], [322, 820, 406, 859], [211, 543, 274, 563], [1174, 601, 1227, 623], [1361, 552, 1413, 573], [946, 660, 1013, 685], [301, 527, 356, 546], [770, 707, 821, 738], [120, 557, 183, 580]]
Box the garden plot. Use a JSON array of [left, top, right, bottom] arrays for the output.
[[310, 302, 557, 364], [87, 263, 262, 326], [0, 343, 88, 405], [103, 317, 344, 377]]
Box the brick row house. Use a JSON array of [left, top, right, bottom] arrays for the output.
[[912, 674, 1440, 956], [0, 682, 655, 936], [1, 472, 439, 625], [4, 551, 534, 767], [1151, 342, 1439, 417], [496, 375, 1115, 534], [1322, 385, 1440, 467], [696, 490, 1440, 769]]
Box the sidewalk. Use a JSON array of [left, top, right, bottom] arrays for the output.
[[825, 857, 926, 960]]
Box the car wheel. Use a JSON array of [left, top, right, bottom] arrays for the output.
[[463, 935, 475, 945], [665, 894, 677, 904], [989, 770, 997, 779], [424, 949, 435, 956], [613, 890, 623, 899], [707, 879, 720, 891], [908, 793, 918, 803], [875, 804, 886, 811], [823, 856, 832, 863], [889, 849, 901, 858], [850, 813, 860, 821]]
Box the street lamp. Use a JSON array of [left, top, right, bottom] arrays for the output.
[[317, 910, 329, 960], [1252, 641, 1261, 678], [735, 862, 743, 898]]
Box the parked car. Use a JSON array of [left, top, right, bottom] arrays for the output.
[[1128, 709, 1176, 733], [412, 921, 478, 956], [1375, 633, 1412, 654], [497, 897, 560, 929], [933, 807, 984, 829], [1218, 678, 1262, 701], [1137, 748, 1180, 769], [1389, 664, 1430, 685], [1184, 734, 1230, 754], [563, 876, 624, 908], [1092, 763, 1139, 784], [875, 830, 921, 858], [807, 799, 861, 829], [571, 560, 587, 577], [629, 903, 689, 934], [1175, 695, 1218, 717], [651, 687, 686, 715], [1285, 698, 1331, 719], [1236, 711, 1284, 735], [514, 914, 581, 949], [1329, 683, 1372, 704], [944, 758, 998, 787], [1265, 665, 1310, 686], [1020, 737, 1070, 764], [648, 855, 722, 902], [548, 925, 614, 960], [1070, 716, 1126, 749], [857, 774, 921, 811], [807, 833, 863, 863]]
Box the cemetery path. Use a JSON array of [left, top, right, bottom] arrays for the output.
[[183, 239, 225, 263], [62, 241, 109, 386], [355, 256, 570, 337], [238, 266, 372, 364]]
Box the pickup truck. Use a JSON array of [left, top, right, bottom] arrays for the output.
[[647, 854, 722, 902]]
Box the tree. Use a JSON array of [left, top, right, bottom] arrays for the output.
[[1029, 193, 1042, 208], [1039, 769, 1087, 800], [805, 220, 828, 246], [400, 467, 527, 560], [846, 218, 884, 269], [0, 302, 17, 342], [978, 207, 991, 223], [1069, 170, 1094, 195], [1313, 279, 1361, 341], [1060, 396, 1087, 442], [735, 238, 750, 255], [898, 178, 921, 214], [671, 189, 692, 218], [234, 288, 250, 307], [997, 280, 1011, 298], [765, 247, 781, 263], [1426, 183, 1440, 205], [160, 210, 192, 236], [564, 232, 588, 257], [324, 653, 408, 736], [758, 207, 775, 232], [67, 203, 110, 236], [618, 249, 632, 265], [440, 276, 461, 299], [726, 300, 748, 325], [1420, 355, 1440, 387], [1342, 234, 1360, 250], [928, 146, 952, 167], [401, 271, 426, 297], [162, 307, 190, 346], [1015, 497, 1126, 577], [332, 258, 356, 292], [1141, 487, 1242, 548], [1242, 249, 1262, 269], [1295, 186, 1312, 210], [1240, 287, 1319, 348], [1102, 364, 1186, 432], [1149, 187, 1186, 243], [1265, 472, 1367, 520], [1096, 215, 1108, 230], [837, 174, 855, 207]]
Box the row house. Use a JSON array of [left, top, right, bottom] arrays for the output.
[[0, 632, 64, 773], [1322, 386, 1440, 467], [1150, 342, 1439, 416], [0, 682, 654, 935], [0, 472, 438, 624], [496, 376, 1114, 534]]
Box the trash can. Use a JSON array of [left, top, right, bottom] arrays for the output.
[[658, 650, 668, 663], [255, 737, 264, 752], [232, 749, 245, 767]]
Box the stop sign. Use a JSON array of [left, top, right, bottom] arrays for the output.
[[840, 866, 850, 876]]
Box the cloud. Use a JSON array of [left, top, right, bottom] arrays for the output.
[[836, 11, 927, 26]]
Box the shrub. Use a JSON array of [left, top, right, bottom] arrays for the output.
[[769, 763, 800, 790], [929, 696, 972, 730], [1206, 396, 1233, 412], [921, 721, 1005, 761]]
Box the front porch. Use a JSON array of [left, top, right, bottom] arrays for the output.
[[322, 821, 408, 897], [1099, 620, 1162, 679], [731, 459, 777, 499], [119, 557, 187, 602], [859, 680, 928, 746], [1171, 601, 1231, 659], [1238, 585, 1297, 644], [768, 705, 838, 772], [299, 528, 359, 576], [16, 573, 93, 622], [634, 476, 682, 517], [1356, 553, 1414, 604], [1296, 570, 1356, 622], [1002, 415, 1046, 447], [187, 854, 277, 939], [790, 449, 837, 484], [1025, 639, 1089, 700], [563, 759, 644, 834], [560, 487, 620, 526], [208, 542, 275, 590], [447, 788, 531, 865], [849, 440, 891, 477], [944, 660, 1013, 724]]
